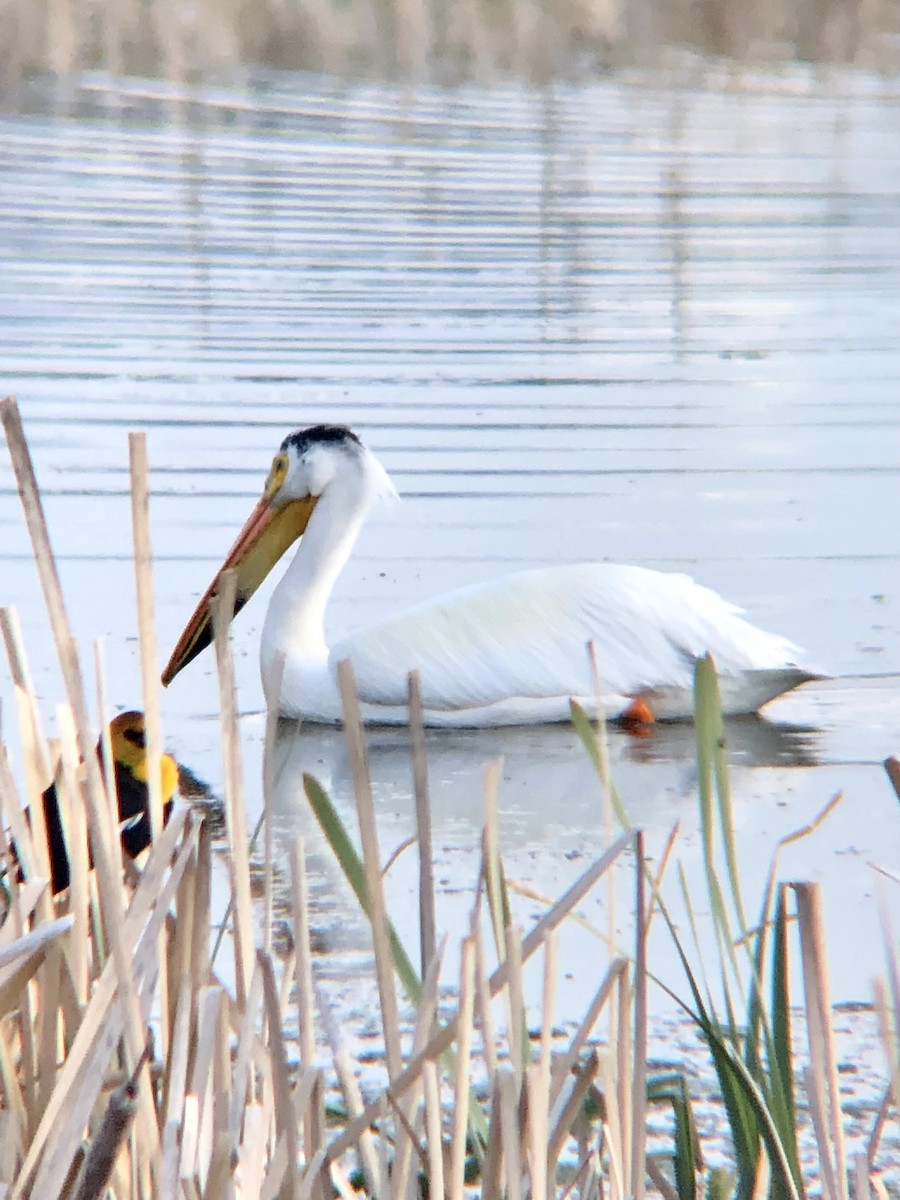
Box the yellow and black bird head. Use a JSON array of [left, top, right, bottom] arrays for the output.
[[41, 711, 178, 894]]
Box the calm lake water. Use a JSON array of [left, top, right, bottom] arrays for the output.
[[2, 67, 900, 1020]]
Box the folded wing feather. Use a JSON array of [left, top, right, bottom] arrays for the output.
[[330, 563, 805, 713]]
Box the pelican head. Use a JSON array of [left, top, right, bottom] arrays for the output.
[[162, 424, 393, 687]]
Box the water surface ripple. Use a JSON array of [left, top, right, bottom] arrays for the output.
[[1, 69, 899, 1010]]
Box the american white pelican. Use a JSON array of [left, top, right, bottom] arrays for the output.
[[162, 424, 816, 726]]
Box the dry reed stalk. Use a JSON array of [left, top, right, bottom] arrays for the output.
[[210, 571, 255, 1010], [547, 1047, 600, 1170], [314, 976, 382, 1192], [71, 1040, 151, 1200], [126, 434, 174, 1083], [0, 915, 74, 997], [548, 954, 626, 1130], [290, 841, 325, 1184], [0, 606, 54, 887], [641, 820, 679, 946], [289, 848, 315, 1061], [871, 965, 900, 1171], [35, 936, 63, 1126], [337, 657, 403, 1079], [449, 936, 476, 1200], [94, 644, 127, 886], [20, 813, 195, 1198], [262, 654, 286, 961], [161, 974, 194, 1187], [186, 984, 224, 1172], [168, 837, 197, 1022], [482, 758, 505, 949], [421, 1058, 445, 1194], [878, 902, 900, 1067], [0, 732, 40, 909], [127, 434, 164, 846], [792, 881, 848, 1200], [474, 927, 499, 1083], [539, 931, 557, 1085], [259, 948, 300, 1200], [504, 922, 526, 1089], [853, 1151, 872, 1200], [392, 935, 445, 1200], [526, 1068, 547, 1200], [190, 820, 213, 999], [2, 396, 159, 1185], [11, 807, 189, 1172], [499, 1064, 524, 1200], [325, 831, 632, 1166], [57, 704, 91, 1005], [0, 1027, 27, 1164], [338, 660, 430, 1200], [630, 829, 648, 1200], [408, 670, 436, 978], [229, 962, 264, 1143]]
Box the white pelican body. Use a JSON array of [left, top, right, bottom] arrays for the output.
[[163, 425, 816, 726]]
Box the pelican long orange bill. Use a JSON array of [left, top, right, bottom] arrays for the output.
[[162, 492, 317, 686]]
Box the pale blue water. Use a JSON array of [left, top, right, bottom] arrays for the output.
[[1, 68, 899, 1013]]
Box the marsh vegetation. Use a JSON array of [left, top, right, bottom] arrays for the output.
[[3, 0, 900, 87], [1, 394, 898, 1198]]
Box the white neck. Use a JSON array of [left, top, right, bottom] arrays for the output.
[[260, 457, 376, 696]]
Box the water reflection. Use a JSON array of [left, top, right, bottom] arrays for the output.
[[267, 711, 819, 846], [257, 710, 829, 1010]]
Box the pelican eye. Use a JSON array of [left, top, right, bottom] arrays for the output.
[[264, 452, 289, 499]]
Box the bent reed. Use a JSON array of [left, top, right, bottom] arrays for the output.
[[0, 391, 898, 1198]]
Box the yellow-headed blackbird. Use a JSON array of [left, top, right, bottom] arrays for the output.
[[40, 711, 178, 893]]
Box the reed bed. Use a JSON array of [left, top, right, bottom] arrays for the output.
[[1, 0, 899, 89], [0, 388, 898, 1199]]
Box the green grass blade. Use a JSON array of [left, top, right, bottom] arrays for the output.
[[304, 772, 490, 1147], [693, 657, 734, 956], [304, 772, 421, 1004], [570, 700, 631, 831], [647, 1072, 701, 1200], [765, 887, 804, 1198], [706, 662, 748, 936]]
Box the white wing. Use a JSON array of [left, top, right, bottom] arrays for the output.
[[330, 563, 809, 716]]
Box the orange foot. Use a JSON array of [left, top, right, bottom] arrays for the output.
[[618, 697, 655, 736]]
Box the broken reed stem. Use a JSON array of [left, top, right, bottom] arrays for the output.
[[71, 1041, 151, 1200], [127, 433, 164, 841]]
